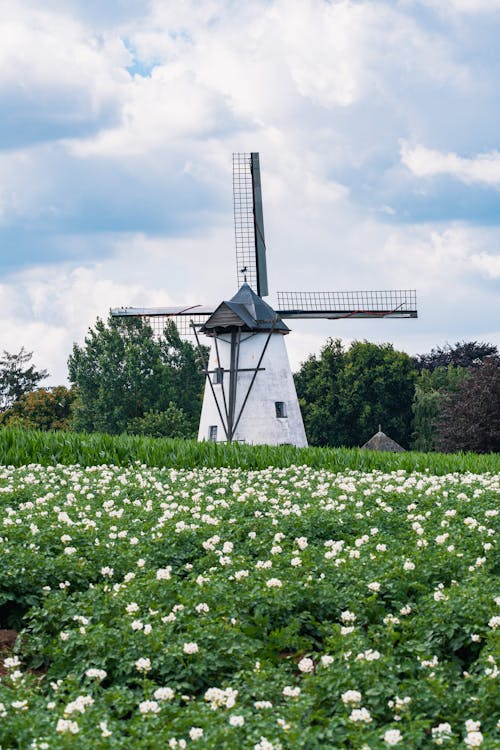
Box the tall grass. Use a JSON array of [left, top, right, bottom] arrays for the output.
[[0, 427, 498, 473]]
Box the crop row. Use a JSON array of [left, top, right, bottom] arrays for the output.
[[1, 427, 500, 474], [0, 463, 499, 747]]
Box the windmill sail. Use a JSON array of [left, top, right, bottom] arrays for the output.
[[110, 305, 214, 336], [233, 152, 269, 297], [277, 290, 417, 319]]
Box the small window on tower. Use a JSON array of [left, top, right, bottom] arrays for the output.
[[213, 367, 224, 384], [208, 425, 218, 441], [275, 401, 287, 418]]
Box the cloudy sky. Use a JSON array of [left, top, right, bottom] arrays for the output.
[[1, 0, 500, 384]]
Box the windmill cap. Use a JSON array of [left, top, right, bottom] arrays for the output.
[[201, 283, 289, 334]]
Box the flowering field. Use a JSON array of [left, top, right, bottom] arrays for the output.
[[0, 462, 499, 748]]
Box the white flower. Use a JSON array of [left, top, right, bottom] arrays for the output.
[[85, 668, 106, 681], [183, 642, 199, 654], [431, 722, 452, 744], [189, 727, 203, 740], [321, 654, 334, 667], [135, 657, 151, 673], [349, 707, 372, 723], [403, 560, 415, 571], [433, 590, 447, 602], [464, 732, 483, 747], [266, 578, 282, 588], [204, 687, 238, 709], [368, 581, 381, 592], [100, 721, 112, 737], [139, 700, 160, 714], [356, 649, 381, 661], [298, 657, 314, 673], [131, 620, 143, 631], [3, 656, 20, 669], [229, 714, 245, 726], [154, 687, 175, 701], [341, 626, 355, 635], [56, 719, 79, 734], [488, 616, 500, 629], [341, 610, 357, 623], [64, 695, 94, 715], [282, 685, 301, 698], [384, 728, 403, 745], [11, 700, 28, 710], [341, 690, 362, 705], [195, 603, 210, 614], [465, 721, 481, 733], [291, 557, 302, 567], [60, 632, 69, 641], [100, 566, 114, 577], [156, 567, 172, 580], [254, 700, 273, 709], [295, 536, 308, 550], [254, 737, 275, 750]]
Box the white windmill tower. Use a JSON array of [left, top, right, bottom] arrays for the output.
[[112, 153, 417, 447]]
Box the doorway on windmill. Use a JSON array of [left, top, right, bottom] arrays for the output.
[[208, 425, 218, 441], [275, 402, 287, 418]]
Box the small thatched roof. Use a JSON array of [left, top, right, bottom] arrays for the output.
[[361, 427, 405, 452]]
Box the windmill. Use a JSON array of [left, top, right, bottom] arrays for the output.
[[112, 153, 417, 447]]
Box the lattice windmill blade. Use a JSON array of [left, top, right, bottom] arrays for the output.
[[110, 305, 214, 336], [233, 152, 269, 297], [276, 290, 417, 320]]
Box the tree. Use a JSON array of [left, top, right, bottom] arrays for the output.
[[294, 339, 346, 447], [413, 341, 498, 372], [295, 339, 417, 448], [411, 367, 469, 452], [128, 404, 193, 439], [68, 315, 207, 435], [1, 386, 75, 431], [0, 348, 48, 411], [436, 359, 500, 453]]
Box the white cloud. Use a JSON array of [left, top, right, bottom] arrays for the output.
[[0, 4, 130, 146], [418, 0, 500, 14], [401, 141, 500, 186]]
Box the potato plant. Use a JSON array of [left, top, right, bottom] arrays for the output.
[[0, 462, 498, 748]]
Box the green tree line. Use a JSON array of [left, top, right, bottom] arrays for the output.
[[0, 318, 498, 453]]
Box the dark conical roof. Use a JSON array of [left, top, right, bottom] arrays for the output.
[[201, 283, 289, 334], [361, 429, 405, 452]]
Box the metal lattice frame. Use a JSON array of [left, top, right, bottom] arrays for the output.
[[277, 290, 417, 318], [233, 153, 259, 293], [141, 314, 210, 337]]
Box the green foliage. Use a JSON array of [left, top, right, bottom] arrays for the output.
[[295, 339, 417, 448], [68, 315, 206, 435], [0, 386, 76, 431], [411, 367, 469, 451], [128, 405, 194, 439], [436, 359, 500, 453], [413, 340, 499, 372], [0, 464, 499, 747], [0, 426, 499, 474], [0, 348, 48, 411]]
